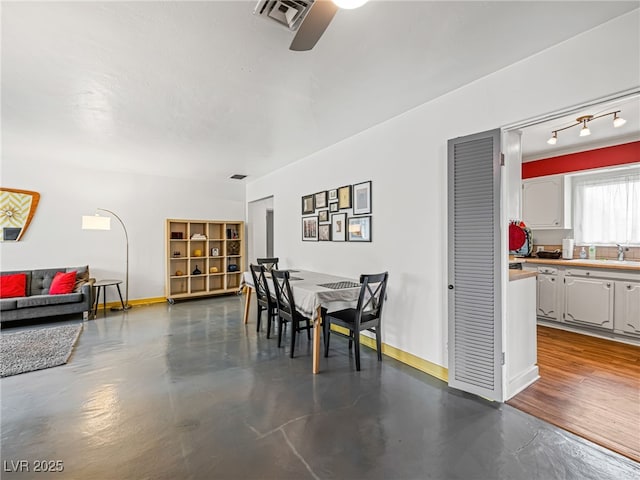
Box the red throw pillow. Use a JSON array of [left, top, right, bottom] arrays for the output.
[[0, 273, 27, 298], [49, 271, 77, 295]]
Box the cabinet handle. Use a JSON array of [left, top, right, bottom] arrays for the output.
[[628, 285, 633, 290], [586, 272, 590, 276], [606, 283, 611, 288], [551, 278, 555, 282]]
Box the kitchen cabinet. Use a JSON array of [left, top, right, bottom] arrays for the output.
[[536, 267, 558, 320], [563, 274, 614, 329], [616, 281, 640, 336], [522, 175, 571, 229]]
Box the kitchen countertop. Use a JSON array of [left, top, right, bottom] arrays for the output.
[[509, 269, 537, 281], [517, 257, 640, 271]]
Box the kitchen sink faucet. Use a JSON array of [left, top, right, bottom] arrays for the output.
[[617, 244, 627, 261]]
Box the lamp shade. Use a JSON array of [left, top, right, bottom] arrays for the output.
[[82, 215, 111, 230]]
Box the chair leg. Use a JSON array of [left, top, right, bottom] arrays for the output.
[[375, 327, 382, 361], [266, 306, 272, 339], [277, 317, 284, 348], [324, 321, 331, 357], [290, 319, 297, 358], [354, 330, 361, 371], [306, 319, 311, 340], [256, 305, 263, 332]]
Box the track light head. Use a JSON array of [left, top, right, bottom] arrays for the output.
[[547, 132, 558, 145], [613, 112, 626, 128]]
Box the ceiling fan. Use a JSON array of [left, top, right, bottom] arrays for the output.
[[254, 0, 368, 51]]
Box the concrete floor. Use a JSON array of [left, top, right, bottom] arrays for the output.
[[1, 295, 638, 479]]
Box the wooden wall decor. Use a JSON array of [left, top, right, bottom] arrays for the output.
[[0, 188, 41, 241]]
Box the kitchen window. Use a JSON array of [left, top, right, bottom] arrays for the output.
[[573, 166, 640, 246]]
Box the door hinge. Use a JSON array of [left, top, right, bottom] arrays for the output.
[[500, 153, 505, 166], [501, 352, 505, 365]]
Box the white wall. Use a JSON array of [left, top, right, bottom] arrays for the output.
[[0, 154, 244, 303], [246, 12, 640, 369]]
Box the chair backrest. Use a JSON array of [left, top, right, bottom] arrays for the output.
[[249, 264, 270, 301], [271, 269, 295, 322], [355, 272, 389, 321], [257, 257, 279, 271]]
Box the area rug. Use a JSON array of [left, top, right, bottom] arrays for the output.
[[0, 324, 83, 377]]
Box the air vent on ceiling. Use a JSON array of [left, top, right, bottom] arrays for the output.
[[230, 174, 247, 180], [253, 0, 314, 31]]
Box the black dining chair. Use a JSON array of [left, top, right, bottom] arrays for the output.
[[257, 257, 279, 271], [271, 269, 313, 358], [249, 264, 278, 338], [324, 272, 389, 371]]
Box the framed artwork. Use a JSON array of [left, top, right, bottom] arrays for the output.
[[318, 210, 329, 222], [302, 216, 318, 241], [315, 191, 327, 209], [328, 189, 338, 201], [329, 202, 338, 212], [0, 188, 41, 242], [302, 194, 314, 214], [353, 181, 372, 215], [331, 213, 346, 242], [348, 216, 371, 242], [318, 224, 331, 241], [338, 185, 352, 209]]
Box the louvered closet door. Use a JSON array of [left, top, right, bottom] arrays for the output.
[[447, 129, 503, 401]]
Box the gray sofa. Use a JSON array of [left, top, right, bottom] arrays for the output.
[[0, 266, 94, 323]]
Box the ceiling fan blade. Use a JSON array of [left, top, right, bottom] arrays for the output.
[[290, 1, 339, 51]]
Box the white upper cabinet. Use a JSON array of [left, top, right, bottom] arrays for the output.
[[522, 175, 572, 229]]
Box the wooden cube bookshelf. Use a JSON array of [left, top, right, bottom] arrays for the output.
[[165, 219, 244, 303]]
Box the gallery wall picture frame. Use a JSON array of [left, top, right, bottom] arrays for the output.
[[302, 194, 314, 214], [315, 191, 328, 209], [328, 189, 338, 201], [318, 224, 331, 241], [329, 202, 338, 212], [318, 209, 329, 222], [337, 185, 352, 209], [352, 180, 372, 215], [302, 216, 319, 241], [331, 213, 347, 242], [347, 216, 371, 242]]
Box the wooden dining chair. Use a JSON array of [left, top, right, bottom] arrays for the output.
[[271, 269, 313, 358], [324, 272, 389, 371], [256, 257, 279, 271], [249, 264, 278, 338]]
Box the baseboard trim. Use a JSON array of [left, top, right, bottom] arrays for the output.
[[94, 297, 166, 310], [330, 325, 448, 382]]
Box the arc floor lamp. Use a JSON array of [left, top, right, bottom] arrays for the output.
[[82, 208, 132, 310]]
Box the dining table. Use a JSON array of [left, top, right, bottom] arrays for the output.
[[241, 269, 362, 373]]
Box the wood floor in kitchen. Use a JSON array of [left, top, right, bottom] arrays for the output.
[[507, 325, 640, 463]]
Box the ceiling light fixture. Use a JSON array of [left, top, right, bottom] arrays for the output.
[[332, 0, 369, 9], [547, 110, 626, 145]]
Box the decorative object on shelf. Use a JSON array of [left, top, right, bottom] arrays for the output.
[[348, 216, 371, 242], [226, 228, 239, 239], [193, 249, 202, 257], [228, 264, 238, 272], [171, 232, 183, 239], [319, 224, 331, 241], [314, 191, 327, 209], [547, 110, 626, 145], [192, 265, 201, 275], [329, 202, 338, 212], [175, 270, 184, 276], [508, 220, 532, 257], [173, 251, 181, 257], [82, 208, 132, 310], [337, 185, 352, 209], [328, 189, 337, 201], [0, 187, 40, 242], [302, 216, 319, 241], [211, 247, 219, 256], [191, 233, 207, 240], [331, 213, 346, 242], [318, 210, 329, 222], [302, 194, 314, 214], [352, 180, 372, 215], [227, 242, 240, 255], [536, 250, 562, 259], [209, 266, 218, 273]]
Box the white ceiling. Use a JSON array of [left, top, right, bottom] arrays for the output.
[[2, 1, 638, 180]]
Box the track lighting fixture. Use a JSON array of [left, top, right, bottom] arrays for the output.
[[547, 110, 626, 145]]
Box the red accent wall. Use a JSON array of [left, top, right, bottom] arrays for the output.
[[522, 141, 640, 179]]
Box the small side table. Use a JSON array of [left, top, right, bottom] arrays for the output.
[[93, 279, 126, 317]]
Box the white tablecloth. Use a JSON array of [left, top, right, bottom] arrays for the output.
[[242, 269, 361, 318]]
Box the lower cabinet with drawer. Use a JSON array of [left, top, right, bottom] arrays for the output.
[[531, 264, 640, 341]]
